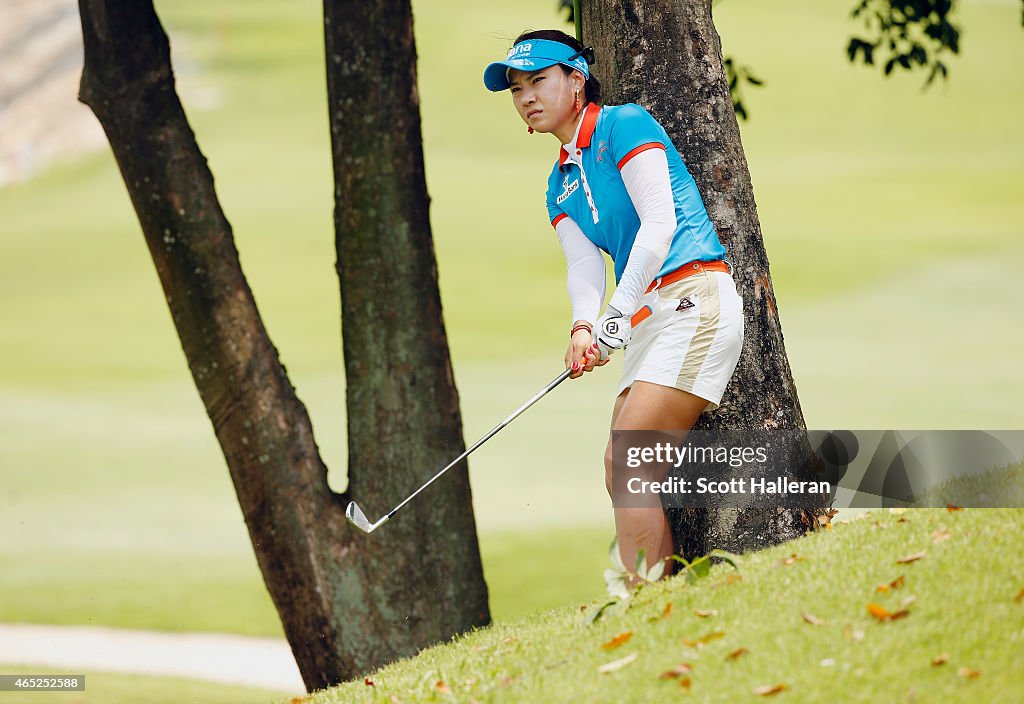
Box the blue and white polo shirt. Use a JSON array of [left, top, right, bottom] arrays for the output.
[[545, 103, 726, 282]]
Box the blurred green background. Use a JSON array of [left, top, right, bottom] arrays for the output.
[[1, 0, 1021, 641]]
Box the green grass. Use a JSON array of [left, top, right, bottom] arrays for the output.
[[0, 520, 614, 636], [0, 0, 1021, 639], [298, 508, 1024, 703], [479, 525, 614, 623], [0, 665, 289, 704], [919, 462, 1024, 508], [0, 362, 618, 634]]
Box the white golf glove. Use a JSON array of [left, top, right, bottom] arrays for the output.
[[595, 305, 630, 360]]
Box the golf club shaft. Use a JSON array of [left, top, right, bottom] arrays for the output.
[[378, 367, 574, 525]]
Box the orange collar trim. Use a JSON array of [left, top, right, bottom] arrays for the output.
[[558, 103, 600, 166]]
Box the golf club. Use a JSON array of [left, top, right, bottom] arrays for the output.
[[345, 367, 574, 533]]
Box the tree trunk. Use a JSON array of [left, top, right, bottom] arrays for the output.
[[323, 0, 491, 670], [78, 0, 487, 690], [583, 0, 825, 556]]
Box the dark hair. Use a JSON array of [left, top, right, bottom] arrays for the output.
[[513, 29, 603, 106]]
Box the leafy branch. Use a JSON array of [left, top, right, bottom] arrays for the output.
[[847, 0, 961, 87], [724, 57, 764, 121]]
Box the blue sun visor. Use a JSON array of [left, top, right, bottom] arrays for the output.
[[483, 39, 590, 92]]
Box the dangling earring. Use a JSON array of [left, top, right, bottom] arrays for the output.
[[527, 126, 535, 134], [575, 88, 581, 113]]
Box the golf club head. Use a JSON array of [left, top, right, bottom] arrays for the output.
[[345, 501, 374, 533]]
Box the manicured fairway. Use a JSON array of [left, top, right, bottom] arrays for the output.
[[0, 664, 289, 704]]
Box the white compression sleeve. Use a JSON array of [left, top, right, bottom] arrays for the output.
[[555, 215, 606, 326], [607, 148, 677, 316]]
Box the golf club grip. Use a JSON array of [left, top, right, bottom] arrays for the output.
[[385, 368, 573, 518]]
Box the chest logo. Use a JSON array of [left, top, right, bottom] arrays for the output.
[[596, 140, 609, 162], [556, 176, 579, 205]]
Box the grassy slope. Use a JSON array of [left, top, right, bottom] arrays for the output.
[[302, 509, 1024, 704], [0, 0, 1021, 638]]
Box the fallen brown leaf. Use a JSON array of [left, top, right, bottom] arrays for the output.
[[931, 529, 951, 544], [599, 652, 639, 673], [678, 676, 692, 691], [1014, 587, 1024, 603], [694, 608, 718, 618], [931, 653, 949, 666], [727, 647, 750, 660], [683, 630, 726, 648], [946, 504, 963, 512], [658, 662, 694, 680], [802, 610, 825, 625], [896, 551, 926, 564], [714, 574, 743, 589], [435, 680, 451, 694], [957, 667, 981, 679], [868, 601, 892, 618], [753, 683, 788, 696], [648, 602, 673, 621], [867, 602, 910, 621], [876, 575, 906, 593], [364, 677, 374, 686], [896, 516, 909, 523], [782, 554, 804, 566], [601, 631, 633, 650]]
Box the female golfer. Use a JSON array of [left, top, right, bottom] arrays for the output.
[[483, 30, 744, 578]]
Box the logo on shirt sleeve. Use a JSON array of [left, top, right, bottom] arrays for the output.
[[556, 174, 579, 205]]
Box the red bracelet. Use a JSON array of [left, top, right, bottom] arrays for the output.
[[570, 323, 592, 338]]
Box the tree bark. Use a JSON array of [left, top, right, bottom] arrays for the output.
[[78, 0, 487, 690], [583, 0, 825, 556], [323, 0, 491, 671]]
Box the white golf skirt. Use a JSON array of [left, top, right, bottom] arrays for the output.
[[616, 269, 744, 412]]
